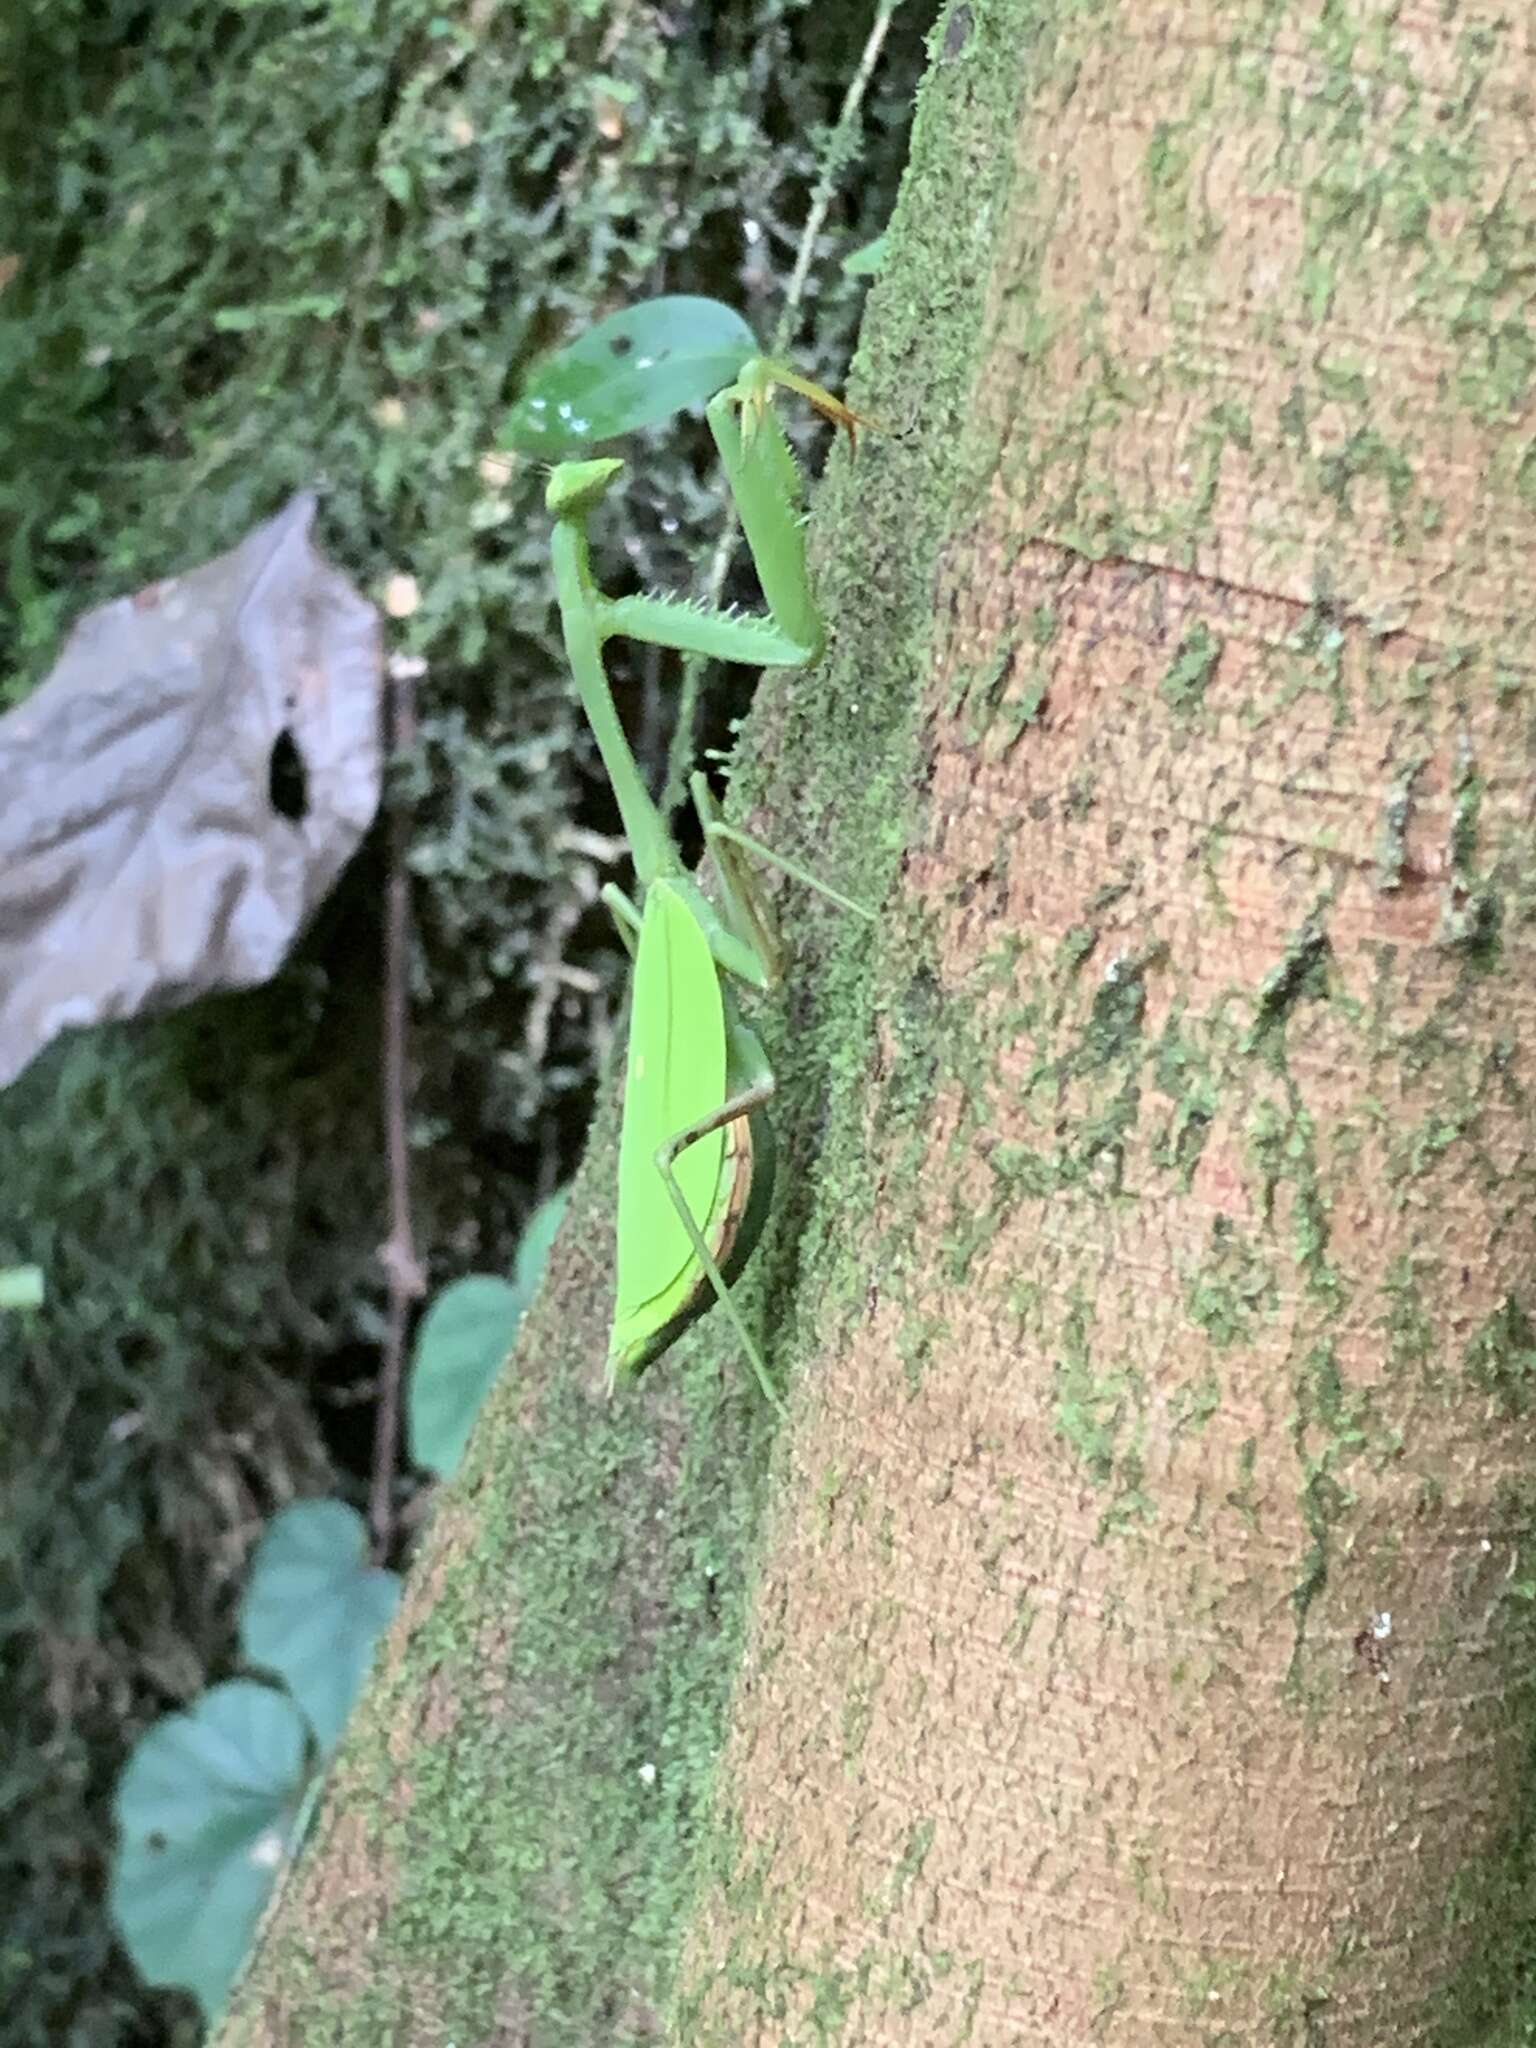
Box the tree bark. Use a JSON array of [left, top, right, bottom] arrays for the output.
[[674, 3, 1536, 2042], [225, 3, 1536, 2043]]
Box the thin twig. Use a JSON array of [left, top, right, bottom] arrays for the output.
[[661, 0, 902, 813], [371, 657, 427, 1563], [770, 1, 902, 362]]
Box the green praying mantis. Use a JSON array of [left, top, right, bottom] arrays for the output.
[[546, 357, 872, 1409]]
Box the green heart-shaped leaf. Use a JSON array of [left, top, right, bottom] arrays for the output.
[[408, 1188, 569, 1478], [501, 297, 758, 454], [407, 1274, 524, 1478], [111, 1680, 308, 2019], [236, 1500, 400, 1752], [513, 1186, 569, 1298], [842, 231, 888, 278]]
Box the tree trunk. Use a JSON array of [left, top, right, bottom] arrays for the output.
[[224, 3, 1536, 2042]]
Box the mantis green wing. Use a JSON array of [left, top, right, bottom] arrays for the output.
[[612, 880, 732, 1377]]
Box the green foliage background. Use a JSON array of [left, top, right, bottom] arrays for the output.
[[0, 2, 928, 2040]]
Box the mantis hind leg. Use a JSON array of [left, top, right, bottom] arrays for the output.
[[653, 1076, 783, 1413]]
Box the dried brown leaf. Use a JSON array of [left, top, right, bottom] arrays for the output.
[[0, 494, 383, 1087]]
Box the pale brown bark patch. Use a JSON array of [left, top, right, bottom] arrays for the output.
[[981, 4, 1536, 650], [679, 5, 1536, 2037], [684, 529, 1536, 2039]]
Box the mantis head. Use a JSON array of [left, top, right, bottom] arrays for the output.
[[546, 457, 626, 517]]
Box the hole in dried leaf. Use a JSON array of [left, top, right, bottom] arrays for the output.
[[267, 728, 309, 822]]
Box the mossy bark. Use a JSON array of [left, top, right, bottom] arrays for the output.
[[226, 2, 1536, 2042]]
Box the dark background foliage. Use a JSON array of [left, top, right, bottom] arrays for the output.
[[0, 2, 929, 2039]]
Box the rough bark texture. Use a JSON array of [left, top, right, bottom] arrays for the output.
[[226, 1, 1536, 2043], [674, 2, 1536, 2044]]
